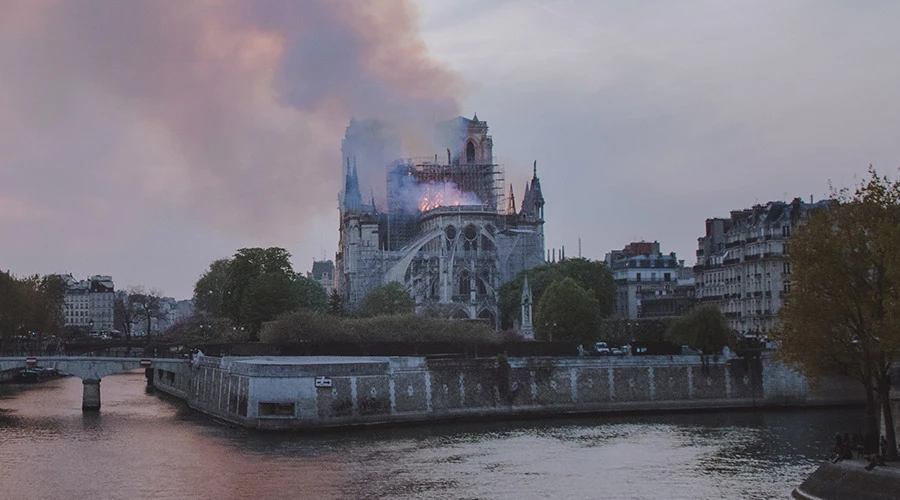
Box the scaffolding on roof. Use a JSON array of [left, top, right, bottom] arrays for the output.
[[383, 157, 506, 251]]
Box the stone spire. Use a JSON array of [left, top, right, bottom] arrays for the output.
[[529, 160, 544, 219], [507, 184, 516, 215], [520, 181, 532, 216], [520, 276, 534, 340], [343, 156, 363, 212]]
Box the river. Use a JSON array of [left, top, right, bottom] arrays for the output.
[[0, 371, 865, 500]]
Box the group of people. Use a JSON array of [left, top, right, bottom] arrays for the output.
[[831, 432, 893, 467]]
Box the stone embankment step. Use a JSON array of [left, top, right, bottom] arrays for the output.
[[792, 460, 900, 500]]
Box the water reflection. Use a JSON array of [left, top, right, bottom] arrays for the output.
[[0, 371, 865, 500]]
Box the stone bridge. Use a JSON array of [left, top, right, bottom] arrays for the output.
[[0, 356, 187, 411]]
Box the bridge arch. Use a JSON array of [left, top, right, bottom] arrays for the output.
[[0, 356, 186, 410]]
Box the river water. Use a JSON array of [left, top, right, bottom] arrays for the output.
[[0, 371, 865, 500]]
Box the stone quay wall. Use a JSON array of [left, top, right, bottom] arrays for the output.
[[150, 354, 863, 431]]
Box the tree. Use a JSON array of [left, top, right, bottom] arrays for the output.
[[221, 247, 295, 326], [114, 291, 138, 337], [35, 275, 66, 335], [294, 276, 329, 312], [0, 271, 24, 350], [194, 248, 328, 337], [360, 282, 415, 317], [666, 304, 733, 354], [534, 277, 602, 342], [0, 272, 66, 352], [193, 258, 231, 317], [556, 258, 616, 317], [777, 167, 900, 459], [240, 272, 304, 334], [499, 258, 615, 329], [328, 289, 344, 316], [128, 288, 165, 339]]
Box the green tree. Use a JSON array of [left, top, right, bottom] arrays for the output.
[[328, 289, 344, 316], [0, 271, 24, 350], [777, 167, 900, 458], [193, 258, 231, 317], [499, 258, 614, 330], [0, 272, 66, 351], [36, 275, 66, 335], [194, 248, 327, 337], [666, 304, 733, 354], [557, 258, 616, 316], [534, 277, 602, 342], [294, 276, 328, 312], [360, 282, 415, 317], [221, 247, 294, 325], [239, 272, 301, 334]]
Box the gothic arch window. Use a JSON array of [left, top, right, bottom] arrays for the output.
[[466, 141, 475, 164], [445, 225, 457, 250], [459, 270, 470, 296], [463, 224, 478, 251], [452, 308, 471, 320]]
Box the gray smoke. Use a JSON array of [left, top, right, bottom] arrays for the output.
[[0, 0, 462, 239]]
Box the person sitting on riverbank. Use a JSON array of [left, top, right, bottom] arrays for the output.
[[190, 348, 204, 368]]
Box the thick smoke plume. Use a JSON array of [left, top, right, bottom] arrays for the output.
[[0, 0, 462, 239]]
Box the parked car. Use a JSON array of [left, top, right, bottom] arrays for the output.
[[593, 342, 611, 355]]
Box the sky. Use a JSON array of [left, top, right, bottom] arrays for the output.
[[1, 0, 899, 299]]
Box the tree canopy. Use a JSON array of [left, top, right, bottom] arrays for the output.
[[665, 304, 733, 354], [259, 310, 497, 344], [776, 166, 900, 458], [498, 258, 614, 330], [191, 248, 328, 337], [193, 258, 230, 317], [534, 277, 602, 342], [360, 282, 415, 317], [0, 272, 65, 350]]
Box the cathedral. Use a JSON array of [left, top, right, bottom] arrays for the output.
[[335, 114, 545, 328]]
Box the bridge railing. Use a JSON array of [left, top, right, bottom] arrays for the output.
[[0, 341, 189, 359]]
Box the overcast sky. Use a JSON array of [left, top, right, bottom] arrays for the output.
[[1, 0, 898, 299]]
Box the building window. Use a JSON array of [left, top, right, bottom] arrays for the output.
[[664, 273, 671, 282], [466, 141, 475, 163], [782, 225, 791, 237], [635, 273, 641, 282], [783, 262, 792, 274]]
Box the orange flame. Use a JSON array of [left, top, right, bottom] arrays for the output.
[[418, 182, 480, 211]]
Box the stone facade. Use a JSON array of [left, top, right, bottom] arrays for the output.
[[605, 241, 691, 319], [335, 115, 545, 326], [151, 354, 863, 431], [59, 274, 115, 333], [694, 198, 830, 336], [307, 260, 334, 295]]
